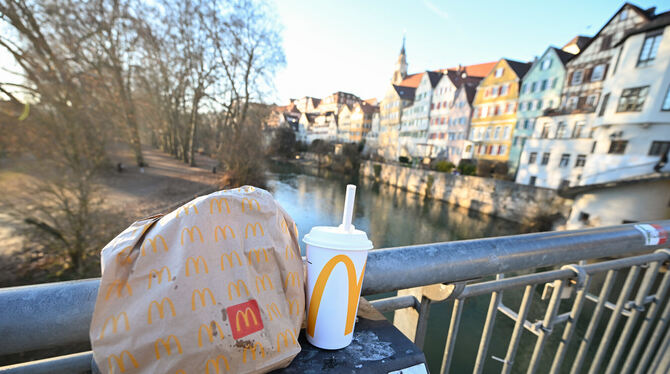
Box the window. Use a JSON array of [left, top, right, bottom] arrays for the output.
[[490, 86, 498, 97], [503, 126, 510, 139], [552, 77, 558, 89], [541, 152, 550, 165], [572, 122, 586, 138], [529, 152, 537, 164], [556, 122, 568, 138], [499, 145, 507, 155], [617, 86, 649, 112], [541, 79, 548, 91], [541, 123, 551, 138], [485, 127, 492, 140], [599, 93, 610, 116], [521, 83, 527, 93], [541, 59, 552, 70], [567, 96, 578, 109], [519, 102, 525, 111], [501, 84, 509, 96], [609, 140, 628, 154], [529, 176, 537, 186], [523, 119, 531, 129], [591, 141, 597, 154], [571, 70, 583, 85], [494, 126, 501, 139], [494, 105, 500, 115], [620, 8, 628, 20], [591, 64, 606, 81], [600, 34, 613, 51], [506, 103, 514, 113], [663, 86, 670, 111], [578, 212, 590, 223], [637, 32, 663, 67], [495, 67, 504, 77], [575, 154, 586, 167], [649, 141, 670, 156], [537, 100, 543, 110], [586, 94, 599, 108], [559, 154, 570, 167], [531, 81, 537, 92]]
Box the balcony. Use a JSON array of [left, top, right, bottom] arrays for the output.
[[1, 221, 669, 373]]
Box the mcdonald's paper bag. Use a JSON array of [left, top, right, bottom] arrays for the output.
[[90, 186, 304, 374]]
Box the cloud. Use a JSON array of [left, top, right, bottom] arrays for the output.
[[422, 0, 449, 20]]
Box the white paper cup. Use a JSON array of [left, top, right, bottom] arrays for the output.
[[304, 226, 373, 349]]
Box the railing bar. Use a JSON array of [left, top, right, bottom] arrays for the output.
[[440, 298, 465, 374], [413, 296, 431, 350], [587, 265, 641, 374], [0, 351, 92, 374], [497, 304, 541, 336], [634, 279, 670, 374], [648, 322, 670, 374], [473, 286, 502, 374], [369, 295, 419, 313], [624, 267, 670, 374], [570, 269, 618, 374], [527, 279, 565, 374], [501, 284, 536, 374], [581, 252, 667, 274], [605, 261, 661, 374], [459, 270, 572, 299], [550, 275, 592, 374]]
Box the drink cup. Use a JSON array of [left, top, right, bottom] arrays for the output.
[[303, 185, 373, 349]]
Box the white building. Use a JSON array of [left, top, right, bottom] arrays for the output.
[[398, 71, 441, 158]]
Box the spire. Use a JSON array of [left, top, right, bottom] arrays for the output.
[[400, 32, 406, 55], [392, 34, 408, 85]]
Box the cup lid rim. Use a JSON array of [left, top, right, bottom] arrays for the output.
[[303, 225, 373, 251]]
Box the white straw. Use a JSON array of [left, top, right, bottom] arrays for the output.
[[342, 184, 356, 232]]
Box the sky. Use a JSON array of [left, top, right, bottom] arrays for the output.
[[271, 0, 668, 104]]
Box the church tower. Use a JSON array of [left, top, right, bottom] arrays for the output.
[[391, 36, 408, 84]]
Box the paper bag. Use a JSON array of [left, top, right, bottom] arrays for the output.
[[90, 186, 304, 373]]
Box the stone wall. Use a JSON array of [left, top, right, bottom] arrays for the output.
[[360, 161, 572, 224]]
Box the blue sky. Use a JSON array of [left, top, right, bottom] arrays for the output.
[[271, 0, 667, 104]]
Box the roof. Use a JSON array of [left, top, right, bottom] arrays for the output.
[[448, 61, 497, 78], [562, 35, 592, 52], [425, 71, 443, 88], [393, 85, 416, 100], [504, 59, 532, 78], [399, 73, 423, 88], [615, 10, 670, 47], [364, 98, 378, 105], [462, 83, 478, 104], [551, 47, 576, 65]]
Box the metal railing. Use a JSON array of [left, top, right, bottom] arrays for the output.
[[1, 221, 669, 373]]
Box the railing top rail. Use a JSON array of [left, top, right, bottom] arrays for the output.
[[0, 220, 668, 357]]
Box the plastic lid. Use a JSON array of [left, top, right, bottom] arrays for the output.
[[303, 225, 373, 251]]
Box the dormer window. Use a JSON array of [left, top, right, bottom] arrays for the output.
[[494, 68, 504, 77], [541, 59, 552, 70], [620, 8, 628, 21]]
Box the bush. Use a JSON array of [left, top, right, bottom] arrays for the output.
[[373, 164, 382, 178], [398, 156, 410, 164], [457, 160, 476, 176], [433, 160, 455, 173], [267, 127, 296, 158]]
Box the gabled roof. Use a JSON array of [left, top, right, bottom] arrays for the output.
[[552, 47, 576, 66], [447, 61, 497, 78], [562, 35, 592, 53], [504, 59, 532, 78], [399, 73, 423, 88], [393, 85, 416, 100], [615, 10, 670, 47], [425, 71, 443, 88], [364, 98, 378, 105], [462, 83, 478, 104]]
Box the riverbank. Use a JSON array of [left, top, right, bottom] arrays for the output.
[[360, 160, 571, 226]]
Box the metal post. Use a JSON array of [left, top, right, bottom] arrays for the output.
[[414, 296, 431, 350], [502, 284, 535, 374], [587, 266, 641, 374], [634, 283, 670, 374], [440, 298, 464, 374], [473, 289, 502, 374], [527, 279, 564, 374], [550, 270, 591, 374], [648, 323, 670, 374], [570, 269, 617, 374], [605, 261, 661, 374]]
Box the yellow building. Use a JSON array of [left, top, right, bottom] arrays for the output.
[[350, 102, 378, 142], [470, 58, 531, 162]]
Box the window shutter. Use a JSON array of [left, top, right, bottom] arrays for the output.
[[584, 68, 593, 82], [567, 71, 574, 86], [577, 96, 586, 109]]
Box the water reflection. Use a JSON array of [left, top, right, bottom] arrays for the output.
[[267, 162, 521, 254]]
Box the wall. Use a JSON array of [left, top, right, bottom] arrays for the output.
[[361, 161, 572, 223]]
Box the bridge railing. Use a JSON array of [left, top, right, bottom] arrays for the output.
[[1, 221, 669, 373]]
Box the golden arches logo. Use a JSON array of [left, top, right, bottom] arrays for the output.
[[221, 251, 242, 270], [286, 298, 300, 316], [210, 197, 231, 214], [175, 203, 198, 218], [235, 186, 256, 193], [180, 226, 204, 245], [100, 312, 129, 339], [148, 297, 176, 324], [107, 350, 139, 373], [247, 248, 268, 265], [244, 222, 264, 238], [148, 266, 171, 289], [192, 288, 216, 310], [280, 219, 289, 234], [228, 280, 249, 300], [276, 329, 297, 352], [255, 274, 274, 293], [266, 303, 282, 321], [241, 198, 260, 212], [154, 335, 183, 360], [214, 225, 235, 241], [205, 354, 230, 373], [198, 321, 225, 347], [105, 280, 132, 300], [307, 255, 365, 338], [141, 235, 168, 256], [116, 246, 133, 264], [185, 256, 208, 276], [285, 245, 295, 260], [242, 342, 265, 363], [285, 272, 300, 288]]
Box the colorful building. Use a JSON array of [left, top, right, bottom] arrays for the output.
[[350, 101, 378, 143]]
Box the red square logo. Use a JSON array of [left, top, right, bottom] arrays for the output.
[[227, 299, 264, 340]]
